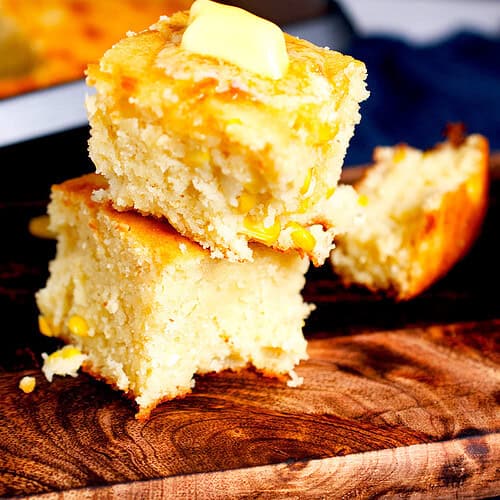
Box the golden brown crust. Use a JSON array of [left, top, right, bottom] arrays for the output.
[[134, 369, 290, 420], [86, 10, 367, 179], [87, 9, 364, 101], [400, 136, 489, 300], [443, 122, 467, 148], [52, 173, 206, 263]]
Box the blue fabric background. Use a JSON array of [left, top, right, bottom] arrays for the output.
[[344, 32, 500, 166]]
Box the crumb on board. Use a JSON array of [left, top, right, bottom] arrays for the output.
[[41, 345, 87, 382], [287, 369, 304, 388], [19, 376, 36, 393]]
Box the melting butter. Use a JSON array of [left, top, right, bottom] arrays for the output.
[[181, 0, 289, 79]]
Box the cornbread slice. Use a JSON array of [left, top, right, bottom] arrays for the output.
[[331, 132, 489, 300], [0, 0, 193, 97], [36, 174, 312, 418], [86, 8, 368, 265]]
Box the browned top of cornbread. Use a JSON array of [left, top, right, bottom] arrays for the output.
[[53, 174, 206, 262], [0, 0, 193, 98], [86, 11, 367, 162], [88, 10, 364, 98]]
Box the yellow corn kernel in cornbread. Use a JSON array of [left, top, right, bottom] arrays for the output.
[[288, 222, 316, 254], [29, 215, 56, 239], [331, 133, 489, 300], [86, 5, 368, 265], [38, 315, 54, 337], [36, 174, 312, 419], [68, 315, 89, 336]]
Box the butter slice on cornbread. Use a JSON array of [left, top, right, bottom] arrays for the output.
[[86, 0, 368, 265], [36, 174, 312, 418]]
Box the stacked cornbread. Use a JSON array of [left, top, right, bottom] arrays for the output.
[[37, 0, 368, 418]]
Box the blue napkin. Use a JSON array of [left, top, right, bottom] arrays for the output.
[[344, 32, 500, 166]]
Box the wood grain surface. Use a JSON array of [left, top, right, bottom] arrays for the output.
[[0, 137, 499, 498], [31, 434, 500, 499]]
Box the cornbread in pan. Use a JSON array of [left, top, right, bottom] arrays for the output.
[[0, 0, 192, 97], [331, 132, 489, 300], [0, 15, 36, 78], [86, 5, 368, 265], [36, 174, 312, 419]]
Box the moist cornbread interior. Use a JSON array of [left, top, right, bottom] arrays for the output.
[[86, 10, 368, 265], [331, 134, 489, 300], [36, 174, 312, 418]]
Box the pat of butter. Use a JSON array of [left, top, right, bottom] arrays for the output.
[[181, 0, 289, 79]]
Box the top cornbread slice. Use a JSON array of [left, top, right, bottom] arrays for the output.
[[87, 10, 368, 264]]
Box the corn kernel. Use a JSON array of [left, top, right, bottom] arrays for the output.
[[241, 216, 281, 245], [288, 222, 316, 253], [300, 168, 313, 195], [186, 149, 210, 167], [19, 376, 36, 393], [49, 346, 83, 360], [227, 117, 242, 127], [38, 315, 53, 337], [393, 147, 406, 163], [326, 187, 336, 198], [357, 194, 369, 206], [29, 215, 56, 239], [317, 124, 332, 143], [237, 192, 258, 213], [298, 198, 310, 213], [313, 122, 338, 144], [68, 315, 89, 337]]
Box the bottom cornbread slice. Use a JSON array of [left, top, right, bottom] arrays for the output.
[[36, 174, 312, 419]]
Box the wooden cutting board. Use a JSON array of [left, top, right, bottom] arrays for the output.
[[1, 146, 499, 499]]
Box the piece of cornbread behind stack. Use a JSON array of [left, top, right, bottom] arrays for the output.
[[331, 132, 489, 300], [36, 174, 312, 418], [87, 4, 368, 265]]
